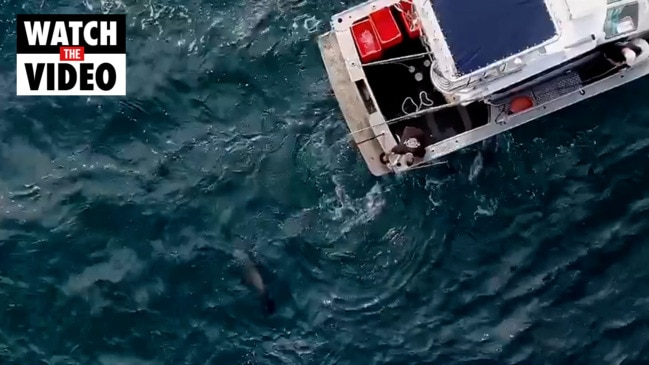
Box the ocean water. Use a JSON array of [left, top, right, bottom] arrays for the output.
[[2, 0, 649, 364]]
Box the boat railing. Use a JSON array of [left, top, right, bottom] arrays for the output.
[[430, 60, 525, 94], [347, 101, 462, 138]]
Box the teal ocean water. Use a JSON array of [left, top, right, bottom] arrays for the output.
[[3, 0, 649, 364]]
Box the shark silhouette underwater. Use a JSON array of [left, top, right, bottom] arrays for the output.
[[233, 249, 276, 315]]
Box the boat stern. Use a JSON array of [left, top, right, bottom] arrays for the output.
[[317, 30, 392, 176]]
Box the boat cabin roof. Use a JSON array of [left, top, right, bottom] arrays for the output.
[[410, 0, 649, 98], [433, 0, 558, 76]]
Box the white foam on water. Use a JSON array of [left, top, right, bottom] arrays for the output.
[[63, 248, 144, 294], [292, 14, 322, 34], [469, 152, 484, 183], [474, 195, 498, 217], [335, 181, 385, 234], [423, 172, 452, 209]]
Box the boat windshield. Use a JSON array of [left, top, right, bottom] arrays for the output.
[[604, 1, 639, 39]]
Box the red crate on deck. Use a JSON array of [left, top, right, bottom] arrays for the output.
[[369, 7, 403, 49], [351, 19, 383, 63], [397, 1, 420, 38]]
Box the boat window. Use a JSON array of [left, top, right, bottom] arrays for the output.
[[604, 2, 639, 39]]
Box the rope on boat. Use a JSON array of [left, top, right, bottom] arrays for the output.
[[347, 101, 462, 137]]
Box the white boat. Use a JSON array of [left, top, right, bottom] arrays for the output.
[[317, 0, 649, 176]]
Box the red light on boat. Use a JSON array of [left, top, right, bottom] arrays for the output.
[[510, 95, 534, 113]]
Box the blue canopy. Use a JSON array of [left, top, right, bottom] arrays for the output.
[[432, 0, 557, 75]]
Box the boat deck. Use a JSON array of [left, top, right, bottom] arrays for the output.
[[352, 6, 492, 146], [362, 30, 490, 145]]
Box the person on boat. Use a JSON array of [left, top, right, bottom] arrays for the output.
[[387, 126, 429, 167], [604, 38, 649, 67]]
